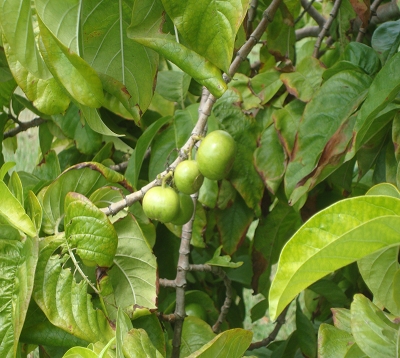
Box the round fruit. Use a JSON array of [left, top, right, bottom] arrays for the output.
[[185, 303, 207, 321], [170, 193, 194, 226], [174, 160, 204, 195], [197, 130, 236, 180], [142, 186, 180, 223]]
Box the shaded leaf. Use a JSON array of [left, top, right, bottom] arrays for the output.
[[296, 300, 317, 358], [156, 71, 191, 104], [269, 195, 400, 320], [343, 42, 380, 75], [79, 106, 122, 137], [318, 324, 354, 358], [371, 20, 400, 65], [116, 308, 133, 358]]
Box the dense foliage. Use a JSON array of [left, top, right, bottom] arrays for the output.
[[1, 0, 400, 357]]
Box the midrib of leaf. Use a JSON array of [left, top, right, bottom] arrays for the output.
[[118, 0, 125, 84]]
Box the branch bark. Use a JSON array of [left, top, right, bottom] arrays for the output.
[[356, 0, 385, 42], [313, 0, 343, 58], [300, 0, 325, 28], [4, 117, 46, 139]]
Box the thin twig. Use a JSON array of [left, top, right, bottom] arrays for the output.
[[109, 161, 129, 172], [246, 0, 258, 37], [171, 193, 198, 358], [247, 306, 289, 350], [189, 264, 233, 333], [298, 0, 325, 27], [313, 0, 343, 58], [356, 0, 384, 42], [3, 117, 46, 139]]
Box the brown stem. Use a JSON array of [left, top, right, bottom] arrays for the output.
[[4, 117, 46, 139], [356, 0, 385, 42], [159, 278, 176, 288], [109, 161, 129, 172], [247, 306, 289, 350], [246, 0, 258, 37], [299, 0, 325, 28], [312, 0, 343, 58], [295, 26, 320, 40], [189, 264, 233, 333], [171, 193, 198, 358]]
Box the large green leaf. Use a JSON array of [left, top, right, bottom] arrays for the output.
[[0, 234, 38, 357], [82, 0, 159, 122], [351, 294, 400, 357], [186, 329, 252, 358], [285, 70, 372, 204], [122, 328, 163, 358], [65, 192, 118, 268], [0, 0, 49, 77], [33, 235, 114, 343], [318, 324, 354, 358], [371, 20, 400, 65], [161, 0, 248, 73], [109, 214, 157, 309], [38, 18, 104, 108], [3, 40, 70, 115], [40, 162, 128, 235], [269, 194, 400, 320]]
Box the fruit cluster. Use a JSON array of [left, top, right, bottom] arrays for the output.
[[142, 130, 236, 225]]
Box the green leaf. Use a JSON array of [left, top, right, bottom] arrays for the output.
[[40, 162, 128, 235], [285, 70, 372, 204], [109, 214, 157, 309], [0, 162, 15, 181], [180, 317, 216, 358], [52, 105, 104, 154], [352, 52, 400, 154], [269, 194, 400, 320], [8, 170, 23, 205], [3, 40, 70, 115], [186, 328, 252, 358], [351, 294, 400, 358], [371, 20, 400, 65], [343, 42, 381, 75], [126, 116, 171, 190], [296, 300, 317, 358], [33, 150, 61, 182], [0, 0, 50, 77], [156, 71, 191, 104], [318, 324, 354, 358], [79, 106, 122, 137], [162, 0, 248, 73], [33, 235, 114, 343], [280, 57, 325, 102], [251, 70, 283, 105], [308, 280, 349, 306], [65, 192, 118, 267], [358, 247, 400, 315], [38, 18, 104, 108], [82, 0, 159, 122], [26, 191, 43, 233], [63, 347, 99, 358], [206, 246, 243, 268], [0, 234, 38, 357], [216, 195, 254, 255], [0, 180, 36, 237], [122, 328, 163, 358]]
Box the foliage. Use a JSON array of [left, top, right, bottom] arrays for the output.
[[1, 0, 400, 357]]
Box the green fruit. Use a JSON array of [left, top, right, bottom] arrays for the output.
[[174, 160, 204, 195], [185, 303, 207, 321], [170, 193, 194, 226], [197, 130, 236, 180], [142, 186, 180, 223]]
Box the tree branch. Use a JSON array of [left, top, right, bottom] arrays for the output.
[[313, 0, 343, 58], [356, 0, 385, 42], [3, 117, 46, 139], [189, 264, 233, 333], [295, 26, 320, 40], [247, 306, 289, 350], [171, 193, 198, 358], [246, 0, 258, 37], [159, 278, 176, 288], [299, 0, 325, 28]]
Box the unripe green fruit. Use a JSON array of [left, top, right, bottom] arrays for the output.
[[142, 186, 180, 223], [170, 193, 194, 226], [174, 160, 204, 195], [185, 303, 207, 321], [197, 130, 236, 180]]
